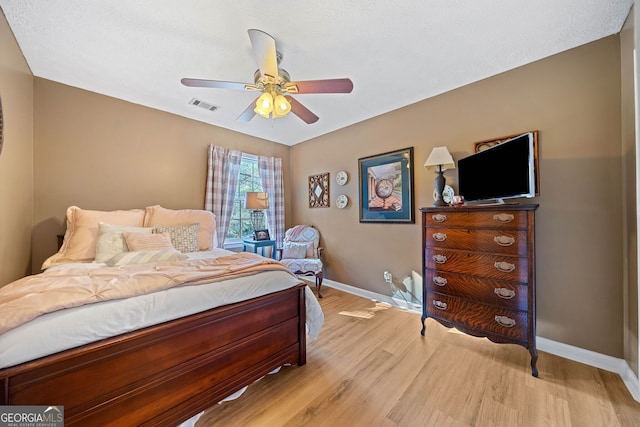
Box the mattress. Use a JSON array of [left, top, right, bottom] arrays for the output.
[[0, 249, 324, 369]]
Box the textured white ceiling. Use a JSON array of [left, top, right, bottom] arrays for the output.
[[0, 0, 633, 146]]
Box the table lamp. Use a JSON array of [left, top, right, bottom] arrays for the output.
[[244, 192, 269, 233], [424, 147, 455, 207]]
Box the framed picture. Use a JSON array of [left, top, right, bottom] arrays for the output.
[[309, 172, 330, 208], [474, 130, 540, 196], [253, 229, 271, 241], [358, 147, 415, 224]]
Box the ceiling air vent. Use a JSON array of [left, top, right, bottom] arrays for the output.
[[188, 98, 219, 112]]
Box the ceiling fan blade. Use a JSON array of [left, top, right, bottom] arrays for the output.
[[248, 29, 278, 80], [181, 78, 251, 91], [237, 98, 258, 122], [286, 96, 319, 124], [285, 78, 353, 94]]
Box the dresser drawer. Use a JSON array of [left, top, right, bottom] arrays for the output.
[[424, 269, 527, 311], [425, 249, 528, 282], [425, 228, 527, 255], [425, 210, 528, 229], [426, 292, 527, 342]]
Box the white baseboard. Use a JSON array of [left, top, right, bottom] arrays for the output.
[[321, 279, 640, 402]]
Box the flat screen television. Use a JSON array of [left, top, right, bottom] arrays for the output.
[[457, 132, 537, 204]]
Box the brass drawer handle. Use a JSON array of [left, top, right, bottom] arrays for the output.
[[433, 300, 448, 310], [495, 315, 516, 328], [493, 213, 515, 223], [432, 232, 447, 242], [433, 276, 448, 287], [494, 235, 515, 246], [494, 288, 516, 299], [433, 254, 447, 264], [494, 261, 515, 273], [432, 213, 447, 223]]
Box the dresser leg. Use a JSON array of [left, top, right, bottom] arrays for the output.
[[530, 347, 539, 377], [420, 316, 426, 336]]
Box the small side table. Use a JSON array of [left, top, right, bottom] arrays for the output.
[[242, 239, 276, 259]]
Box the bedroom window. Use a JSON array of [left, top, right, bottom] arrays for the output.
[[227, 154, 263, 240]]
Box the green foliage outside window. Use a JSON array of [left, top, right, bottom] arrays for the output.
[[227, 156, 263, 239]]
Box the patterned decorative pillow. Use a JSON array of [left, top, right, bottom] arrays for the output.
[[105, 249, 188, 267], [143, 206, 216, 250], [94, 222, 152, 262], [152, 223, 200, 253], [124, 231, 174, 251], [281, 242, 308, 259]]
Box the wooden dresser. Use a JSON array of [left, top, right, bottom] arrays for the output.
[[420, 204, 539, 376]]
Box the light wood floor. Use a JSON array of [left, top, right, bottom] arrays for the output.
[[196, 288, 640, 427]]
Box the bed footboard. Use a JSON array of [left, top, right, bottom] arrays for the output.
[[0, 284, 307, 426]]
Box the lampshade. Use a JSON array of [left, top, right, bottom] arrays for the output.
[[254, 93, 273, 118], [245, 192, 270, 210], [272, 94, 291, 117], [424, 147, 455, 171]]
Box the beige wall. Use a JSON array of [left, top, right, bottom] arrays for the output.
[[1, 11, 634, 361], [0, 10, 33, 285], [32, 79, 291, 271], [622, 4, 639, 378], [292, 36, 625, 357]]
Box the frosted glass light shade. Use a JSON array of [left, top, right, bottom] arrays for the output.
[[254, 93, 273, 118]]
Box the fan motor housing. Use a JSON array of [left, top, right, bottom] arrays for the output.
[[254, 68, 290, 86]]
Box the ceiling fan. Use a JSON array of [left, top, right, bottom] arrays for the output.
[[181, 29, 353, 124]]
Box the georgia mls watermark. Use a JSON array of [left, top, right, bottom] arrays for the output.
[[0, 406, 63, 427]]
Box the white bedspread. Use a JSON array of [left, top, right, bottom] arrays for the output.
[[0, 249, 324, 369]]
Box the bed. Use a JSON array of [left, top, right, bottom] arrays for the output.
[[0, 206, 324, 426]]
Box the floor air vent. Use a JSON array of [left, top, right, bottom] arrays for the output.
[[188, 98, 219, 112]]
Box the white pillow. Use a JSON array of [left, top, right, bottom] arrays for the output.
[[94, 222, 152, 263], [105, 249, 188, 267], [282, 242, 308, 259]]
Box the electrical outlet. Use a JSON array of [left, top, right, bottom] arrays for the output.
[[384, 271, 392, 283]]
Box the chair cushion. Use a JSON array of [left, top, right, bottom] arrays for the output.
[[281, 242, 309, 259], [283, 226, 319, 258], [280, 258, 323, 274]]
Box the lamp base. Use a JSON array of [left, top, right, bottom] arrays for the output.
[[250, 210, 265, 231], [432, 169, 449, 207]]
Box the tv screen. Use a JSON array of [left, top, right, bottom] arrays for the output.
[[458, 132, 536, 203]]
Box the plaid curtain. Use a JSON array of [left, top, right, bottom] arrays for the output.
[[205, 145, 242, 247], [258, 156, 285, 245]]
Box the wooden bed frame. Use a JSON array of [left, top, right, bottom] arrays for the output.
[[0, 284, 307, 426]]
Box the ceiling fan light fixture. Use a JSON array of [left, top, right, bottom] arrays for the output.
[[272, 94, 291, 117], [182, 29, 352, 124], [254, 92, 273, 117]]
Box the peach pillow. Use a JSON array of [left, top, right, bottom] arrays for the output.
[[143, 205, 216, 251], [42, 206, 146, 269], [124, 231, 174, 251]]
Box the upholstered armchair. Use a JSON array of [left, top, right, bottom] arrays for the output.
[[277, 225, 324, 297]]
